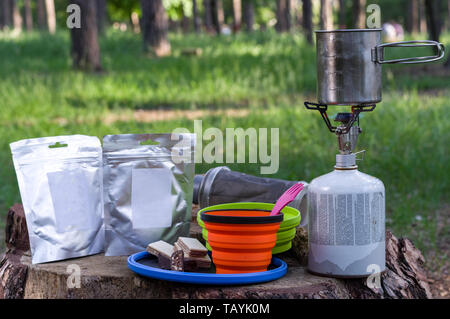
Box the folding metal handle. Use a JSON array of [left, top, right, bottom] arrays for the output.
[[372, 40, 445, 64], [354, 150, 366, 161]]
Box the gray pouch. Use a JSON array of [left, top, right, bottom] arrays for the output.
[[103, 133, 195, 256], [10, 135, 104, 264]]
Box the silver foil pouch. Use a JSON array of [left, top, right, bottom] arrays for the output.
[[10, 135, 104, 264], [102, 133, 195, 256]]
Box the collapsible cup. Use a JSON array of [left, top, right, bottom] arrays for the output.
[[200, 209, 283, 274], [197, 202, 301, 254]]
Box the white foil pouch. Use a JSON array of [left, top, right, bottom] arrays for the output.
[[103, 133, 195, 256], [10, 135, 104, 264]]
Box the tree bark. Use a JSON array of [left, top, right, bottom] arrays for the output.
[[419, 0, 427, 33], [242, 0, 254, 32], [131, 11, 140, 33], [203, 0, 213, 33], [24, 0, 33, 31], [0, 0, 12, 29], [352, 0, 366, 29], [212, 0, 224, 35], [338, 0, 346, 28], [70, 0, 103, 71], [192, 0, 200, 33], [276, 0, 291, 32], [45, 0, 56, 34], [302, 0, 313, 43], [11, 0, 22, 33], [448, 0, 450, 30], [0, 204, 29, 299], [292, 0, 302, 26], [0, 204, 435, 299], [36, 0, 46, 30], [140, 0, 171, 57], [96, 0, 107, 34], [425, 0, 442, 42], [232, 0, 242, 32], [406, 0, 419, 33], [320, 0, 333, 30], [181, 7, 190, 33]]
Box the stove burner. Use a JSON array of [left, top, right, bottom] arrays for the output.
[[304, 102, 376, 135]]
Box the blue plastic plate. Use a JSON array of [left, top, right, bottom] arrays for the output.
[[127, 251, 287, 285]]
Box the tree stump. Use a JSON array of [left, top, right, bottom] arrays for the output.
[[0, 204, 432, 299]]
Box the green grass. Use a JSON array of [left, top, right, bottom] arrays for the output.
[[0, 29, 449, 257]]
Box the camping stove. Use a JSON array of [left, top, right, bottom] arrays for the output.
[[302, 28, 445, 278], [304, 101, 385, 278]]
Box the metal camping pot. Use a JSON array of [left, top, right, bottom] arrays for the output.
[[315, 29, 445, 105]]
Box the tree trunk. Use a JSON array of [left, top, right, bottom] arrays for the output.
[[96, 0, 107, 34], [448, 0, 450, 30], [24, 0, 33, 31], [0, 204, 435, 299], [406, 0, 419, 33], [181, 6, 190, 33], [419, 0, 427, 33], [320, 0, 333, 30], [232, 0, 242, 32], [70, 0, 103, 71], [203, 0, 214, 33], [425, 0, 441, 42], [192, 0, 200, 33], [36, 0, 46, 30], [352, 0, 366, 29], [338, 0, 346, 28], [45, 0, 56, 34], [140, 0, 171, 57], [11, 0, 22, 33], [276, 0, 291, 32], [212, 0, 224, 35], [131, 11, 140, 33], [0, 204, 29, 299], [292, 0, 302, 26], [0, 0, 12, 29], [242, 0, 254, 32], [302, 0, 313, 43]]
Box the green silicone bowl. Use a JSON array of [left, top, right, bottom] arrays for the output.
[[197, 202, 301, 254]]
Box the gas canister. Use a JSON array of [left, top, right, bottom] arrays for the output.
[[307, 153, 385, 278]]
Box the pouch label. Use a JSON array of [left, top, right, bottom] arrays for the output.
[[47, 169, 96, 233], [131, 168, 173, 229]]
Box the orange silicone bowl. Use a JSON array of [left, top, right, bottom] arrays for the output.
[[200, 209, 283, 274]]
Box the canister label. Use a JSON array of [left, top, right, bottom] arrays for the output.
[[309, 192, 385, 246]]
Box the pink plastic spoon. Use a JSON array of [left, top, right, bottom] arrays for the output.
[[270, 183, 305, 216]]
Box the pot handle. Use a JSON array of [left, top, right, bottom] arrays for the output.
[[372, 40, 445, 64]]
